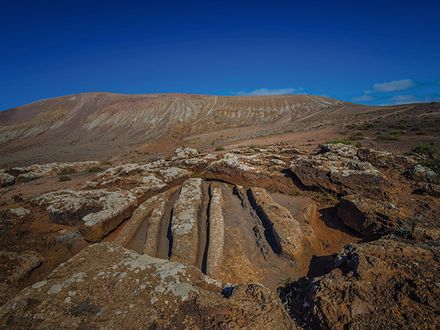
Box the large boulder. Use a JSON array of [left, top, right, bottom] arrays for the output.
[[174, 146, 199, 159], [33, 189, 137, 242], [248, 187, 312, 271], [337, 194, 400, 238], [280, 238, 440, 329], [0, 170, 15, 187], [406, 164, 439, 184], [356, 147, 417, 170], [0, 243, 295, 329], [205, 149, 295, 193], [290, 144, 391, 196]]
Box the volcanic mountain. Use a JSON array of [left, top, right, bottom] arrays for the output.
[[0, 92, 439, 166]]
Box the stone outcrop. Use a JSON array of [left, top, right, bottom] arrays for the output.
[[356, 147, 417, 170], [174, 146, 199, 159], [113, 194, 159, 247], [248, 187, 310, 269], [0, 250, 44, 284], [87, 162, 190, 200], [0, 243, 294, 329], [170, 178, 203, 266], [142, 191, 170, 257], [290, 143, 391, 196], [414, 182, 440, 197], [280, 238, 440, 329], [0, 170, 15, 187], [0, 142, 438, 329], [406, 164, 439, 184], [0, 206, 30, 220], [206, 183, 225, 276], [11, 162, 99, 183], [33, 189, 137, 242], [337, 194, 400, 238]]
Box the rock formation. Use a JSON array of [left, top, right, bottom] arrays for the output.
[[0, 141, 439, 329]]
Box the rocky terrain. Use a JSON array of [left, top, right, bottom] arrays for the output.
[[0, 94, 439, 329]]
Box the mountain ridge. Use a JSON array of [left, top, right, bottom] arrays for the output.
[[0, 92, 438, 166]]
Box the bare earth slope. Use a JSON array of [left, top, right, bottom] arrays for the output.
[[1, 93, 345, 165], [2, 93, 439, 167]]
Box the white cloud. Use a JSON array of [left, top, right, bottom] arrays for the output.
[[388, 95, 416, 104], [351, 95, 374, 102], [373, 79, 415, 92], [389, 95, 415, 103], [236, 87, 302, 96]]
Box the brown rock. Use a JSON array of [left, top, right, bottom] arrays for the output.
[[281, 238, 440, 329], [0, 170, 15, 187], [0, 243, 295, 329], [206, 183, 225, 276], [337, 194, 400, 238], [0, 250, 44, 284], [357, 147, 417, 170], [290, 144, 391, 196], [170, 178, 203, 266], [33, 189, 137, 242], [248, 187, 311, 270]]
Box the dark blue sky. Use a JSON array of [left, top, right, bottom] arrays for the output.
[[1, 0, 439, 110]]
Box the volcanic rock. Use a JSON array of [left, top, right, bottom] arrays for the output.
[[0, 170, 15, 187], [281, 238, 440, 329], [0, 250, 44, 284], [33, 189, 137, 242], [337, 194, 400, 238], [170, 178, 203, 266], [407, 164, 439, 184], [206, 183, 225, 276], [290, 143, 391, 196], [174, 146, 199, 159], [0, 243, 294, 329], [248, 187, 311, 269]]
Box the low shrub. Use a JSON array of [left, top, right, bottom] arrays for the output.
[[411, 144, 436, 158], [86, 166, 103, 173], [376, 131, 400, 141], [59, 166, 76, 175], [59, 175, 72, 182], [215, 146, 225, 151]]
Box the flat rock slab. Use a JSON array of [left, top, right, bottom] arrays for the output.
[[142, 190, 170, 257], [88, 162, 191, 188], [206, 183, 225, 276], [248, 187, 310, 267], [33, 189, 137, 242], [11, 162, 99, 183], [290, 143, 391, 196], [0, 243, 294, 329], [170, 178, 203, 266], [113, 194, 159, 247]]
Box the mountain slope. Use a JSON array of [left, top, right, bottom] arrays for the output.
[[0, 93, 344, 164], [1, 92, 438, 166]]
